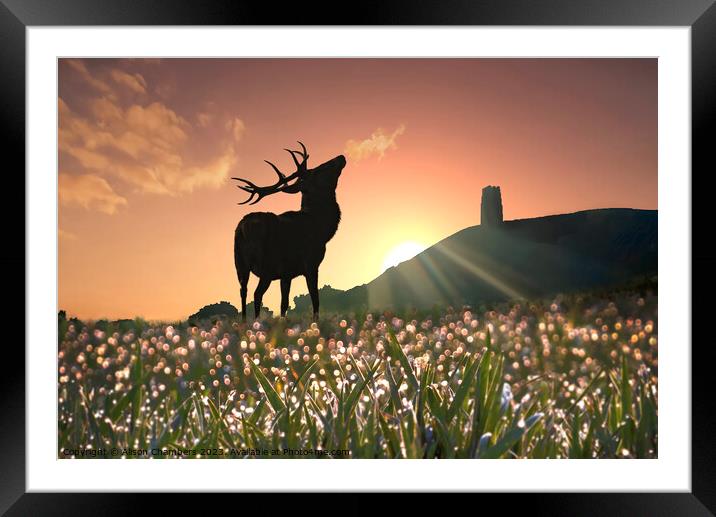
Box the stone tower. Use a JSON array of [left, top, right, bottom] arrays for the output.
[[481, 186, 503, 226]]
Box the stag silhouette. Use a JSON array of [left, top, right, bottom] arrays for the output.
[[233, 142, 346, 321]]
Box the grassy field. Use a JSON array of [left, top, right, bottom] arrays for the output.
[[58, 284, 657, 459]]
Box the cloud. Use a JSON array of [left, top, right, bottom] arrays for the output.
[[344, 124, 406, 162], [225, 117, 246, 142], [197, 112, 213, 128], [170, 145, 238, 192], [65, 60, 147, 96], [59, 61, 246, 209], [124, 102, 189, 146], [110, 69, 147, 94], [58, 228, 78, 241], [59, 95, 241, 197], [65, 59, 114, 96], [59, 174, 128, 215], [90, 96, 123, 122]]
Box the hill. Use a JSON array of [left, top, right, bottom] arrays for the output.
[[292, 208, 657, 313]]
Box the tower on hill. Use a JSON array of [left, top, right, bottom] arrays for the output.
[[481, 185, 503, 226]]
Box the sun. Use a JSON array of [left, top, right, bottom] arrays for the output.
[[381, 241, 428, 273]]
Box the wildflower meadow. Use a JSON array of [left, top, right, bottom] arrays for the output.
[[58, 283, 657, 459]]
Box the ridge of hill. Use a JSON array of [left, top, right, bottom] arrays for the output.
[[292, 208, 657, 313]]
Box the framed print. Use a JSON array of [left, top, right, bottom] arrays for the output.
[[4, 0, 714, 513]]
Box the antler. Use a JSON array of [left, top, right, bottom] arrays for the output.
[[232, 142, 309, 205]]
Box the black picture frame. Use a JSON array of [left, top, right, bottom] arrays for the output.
[[3, 0, 713, 514]]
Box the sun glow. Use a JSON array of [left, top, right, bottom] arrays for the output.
[[381, 241, 428, 273]]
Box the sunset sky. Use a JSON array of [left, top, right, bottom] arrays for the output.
[[58, 58, 657, 320]]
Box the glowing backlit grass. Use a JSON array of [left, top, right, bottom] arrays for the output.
[[58, 285, 658, 459]]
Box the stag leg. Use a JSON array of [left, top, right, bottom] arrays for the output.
[[240, 283, 248, 322], [280, 277, 291, 317], [238, 268, 249, 322], [234, 233, 250, 323], [253, 277, 271, 320], [305, 269, 320, 321]]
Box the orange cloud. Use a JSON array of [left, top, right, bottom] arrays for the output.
[[110, 69, 147, 94], [125, 102, 189, 145], [59, 88, 242, 197], [197, 112, 213, 127], [91, 96, 123, 123], [58, 174, 128, 215], [58, 228, 78, 241], [65, 59, 114, 97], [345, 124, 406, 162], [229, 117, 246, 142]]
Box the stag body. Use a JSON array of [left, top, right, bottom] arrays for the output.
[[233, 143, 345, 321]]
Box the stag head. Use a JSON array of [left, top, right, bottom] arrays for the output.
[[232, 142, 345, 205]]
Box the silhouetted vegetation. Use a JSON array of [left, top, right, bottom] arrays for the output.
[[188, 301, 239, 324]]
